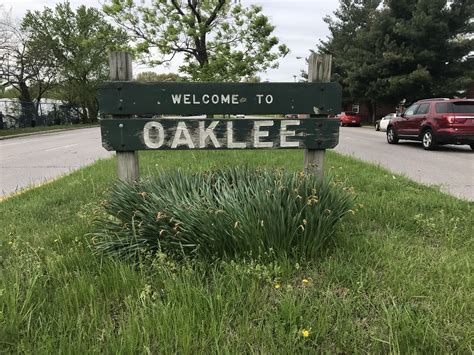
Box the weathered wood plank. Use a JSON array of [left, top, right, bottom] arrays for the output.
[[304, 54, 333, 180], [100, 117, 340, 151], [98, 81, 342, 116], [109, 51, 139, 183]]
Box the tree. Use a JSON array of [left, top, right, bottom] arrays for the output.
[[22, 2, 128, 123], [136, 71, 182, 81], [380, 0, 473, 101], [319, 0, 386, 120], [103, 0, 289, 81], [320, 0, 474, 119], [0, 8, 56, 125]]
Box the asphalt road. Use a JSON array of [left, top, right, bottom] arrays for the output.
[[1, 126, 473, 200], [0, 128, 112, 197], [335, 126, 473, 201]]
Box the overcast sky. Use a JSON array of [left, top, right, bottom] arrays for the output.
[[2, 0, 340, 81]]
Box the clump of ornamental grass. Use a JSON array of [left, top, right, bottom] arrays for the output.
[[90, 167, 354, 260]]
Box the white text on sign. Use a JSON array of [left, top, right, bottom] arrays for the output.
[[170, 94, 274, 105], [143, 120, 301, 149]]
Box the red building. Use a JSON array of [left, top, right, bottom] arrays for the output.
[[342, 102, 395, 124]]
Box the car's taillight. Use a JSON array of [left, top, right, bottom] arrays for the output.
[[442, 114, 456, 123], [442, 114, 467, 124]]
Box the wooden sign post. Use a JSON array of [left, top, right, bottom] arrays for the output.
[[102, 52, 340, 183], [304, 53, 332, 180], [108, 52, 139, 183]]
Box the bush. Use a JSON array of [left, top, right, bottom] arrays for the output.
[[90, 167, 354, 260]]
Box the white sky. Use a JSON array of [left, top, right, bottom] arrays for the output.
[[2, 0, 340, 81]]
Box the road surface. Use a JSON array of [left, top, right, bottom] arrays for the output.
[[335, 127, 473, 201], [1, 126, 472, 200], [0, 128, 112, 197]]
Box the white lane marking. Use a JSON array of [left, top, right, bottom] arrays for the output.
[[44, 143, 79, 152]]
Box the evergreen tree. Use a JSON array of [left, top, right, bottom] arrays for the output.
[[320, 0, 473, 117]]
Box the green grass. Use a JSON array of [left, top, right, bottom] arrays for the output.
[[1, 150, 472, 353], [0, 123, 98, 137]]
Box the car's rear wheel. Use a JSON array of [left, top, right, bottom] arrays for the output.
[[387, 126, 398, 144], [422, 129, 437, 150]]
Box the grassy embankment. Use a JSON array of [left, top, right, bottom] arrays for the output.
[[0, 150, 472, 353], [0, 124, 99, 138]]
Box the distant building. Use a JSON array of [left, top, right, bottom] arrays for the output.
[[342, 102, 395, 124], [467, 82, 474, 99]]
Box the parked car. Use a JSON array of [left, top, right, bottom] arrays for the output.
[[386, 98, 474, 150], [375, 113, 396, 131], [338, 111, 361, 126]]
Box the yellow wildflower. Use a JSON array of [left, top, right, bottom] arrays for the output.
[[302, 279, 309, 285], [302, 329, 310, 338], [274, 283, 281, 289]]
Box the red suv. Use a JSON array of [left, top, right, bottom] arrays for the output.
[[338, 111, 362, 126], [386, 98, 474, 150]]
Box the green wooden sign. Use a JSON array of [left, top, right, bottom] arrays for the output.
[[98, 82, 342, 116], [100, 118, 339, 151]]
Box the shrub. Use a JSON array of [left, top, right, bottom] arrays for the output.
[[90, 167, 354, 260]]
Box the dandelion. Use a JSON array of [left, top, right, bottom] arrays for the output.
[[274, 283, 281, 289], [302, 279, 310, 285], [302, 329, 310, 338]]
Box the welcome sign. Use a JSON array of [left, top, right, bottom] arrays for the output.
[[100, 52, 339, 182], [98, 81, 342, 151], [98, 82, 342, 116], [100, 117, 339, 151]]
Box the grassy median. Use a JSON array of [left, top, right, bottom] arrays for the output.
[[0, 124, 98, 138], [0, 150, 472, 353]]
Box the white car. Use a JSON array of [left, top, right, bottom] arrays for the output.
[[375, 113, 396, 131]]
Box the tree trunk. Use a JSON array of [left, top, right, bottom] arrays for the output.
[[367, 101, 377, 124], [87, 101, 99, 123], [18, 82, 37, 127], [81, 105, 90, 124], [372, 101, 377, 123]]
